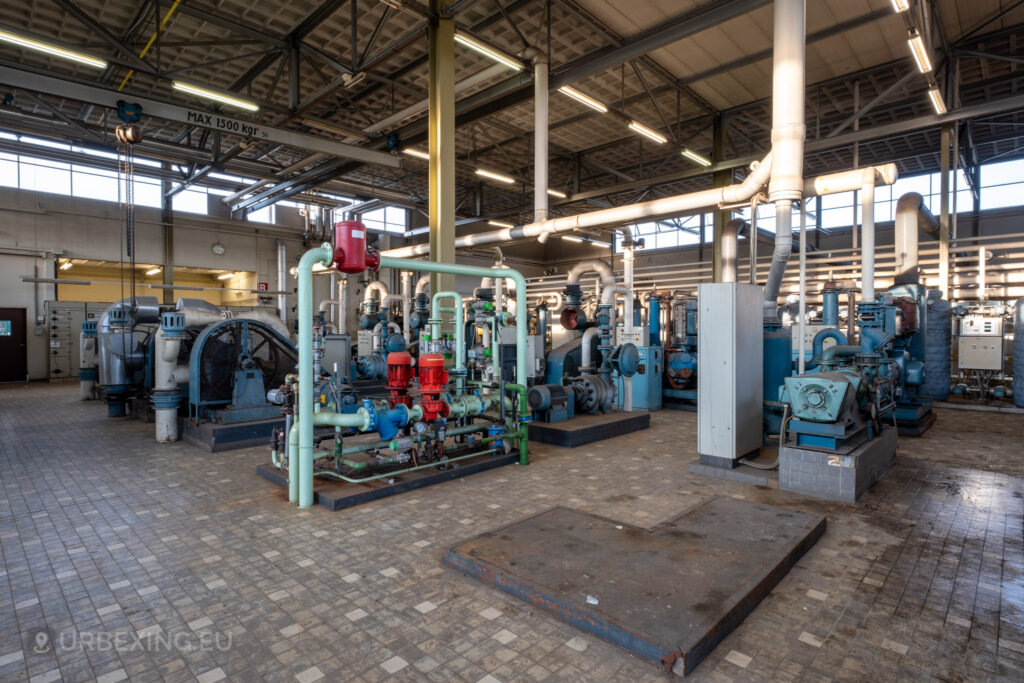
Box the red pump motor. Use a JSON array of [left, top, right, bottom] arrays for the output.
[[333, 220, 380, 274], [386, 351, 414, 407], [418, 353, 450, 421]]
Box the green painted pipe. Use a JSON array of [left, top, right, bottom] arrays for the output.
[[380, 256, 529, 410], [289, 407, 372, 505], [314, 448, 499, 484], [503, 383, 529, 465], [431, 291, 465, 372], [294, 244, 334, 506]]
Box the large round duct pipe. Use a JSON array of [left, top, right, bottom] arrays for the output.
[[720, 219, 747, 284], [566, 259, 616, 287], [533, 52, 549, 224], [894, 191, 940, 284]]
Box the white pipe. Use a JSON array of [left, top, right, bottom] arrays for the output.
[[276, 240, 287, 325], [338, 277, 348, 335], [401, 271, 413, 345], [798, 202, 807, 375], [979, 246, 987, 300], [721, 219, 745, 284], [580, 327, 601, 371], [861, 181, 876, 302], [567, 259, 616, 287], [363, 280, 389, 303], [768, 0, 806, 205], [382, 293, 408, 343], [228, 309, 290, 339], [414, 275, 431, 296], [893, 191, 939, 282], [381, 153, 774, 258], [534, 54, 549, 224]]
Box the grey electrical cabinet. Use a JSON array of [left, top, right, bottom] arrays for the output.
[[697, 283, 763, 468]]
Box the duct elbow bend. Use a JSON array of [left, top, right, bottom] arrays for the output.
[[567, 259, 616, 288], [601, 284, 630, 306], [414, 275, 431, 296], [364, 281, 389, 303]]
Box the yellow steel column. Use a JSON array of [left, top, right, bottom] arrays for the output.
[[428, 0, 456, 295]]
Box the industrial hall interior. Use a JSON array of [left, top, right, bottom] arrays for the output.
[[2, 0, 1024, 680]]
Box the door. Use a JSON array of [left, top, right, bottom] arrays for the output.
[[0, 308, 28, 382]]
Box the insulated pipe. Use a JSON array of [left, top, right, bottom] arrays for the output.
[[566, 259, 616, 287], [533, 53, 549, 224], [276, 240, 287, 325], [979, 246, 987, 300], [763, 200, 794, 317], [401, 271, 413, 344], [798, 202, 808, 375], [580, 327, 601, 371], [228, 309, 291, 339], [295, 244, 334, 507], [861, 181, 877, 302], [414, 275, 430, 296], [338, 277, 348, 335], [380, 257, 529, 397], [431, 291, 466, 372], [893, 191, 940, 283], [382, 293, 408, 341], [721, 219, 746, 283], [363, 280, 389, 303]]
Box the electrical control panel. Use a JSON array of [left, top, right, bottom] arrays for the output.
[[357, 329, 374, 357], [960, 315, 1003, 336], [958, 336, 1003, 371], [791, 323, 839, 356]]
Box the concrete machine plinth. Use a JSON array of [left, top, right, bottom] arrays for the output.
[[528, 410, 650, 448], [444, 496, 825, 676], [779, 425, 897, 503]]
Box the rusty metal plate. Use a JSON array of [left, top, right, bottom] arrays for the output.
[[444, 496, 825, 676]]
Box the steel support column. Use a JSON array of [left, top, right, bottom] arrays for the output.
[[939, 123, 952, 298], [428, 0, 456, 295]]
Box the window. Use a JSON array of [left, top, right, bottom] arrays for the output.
[[359, 205, 407, 233]]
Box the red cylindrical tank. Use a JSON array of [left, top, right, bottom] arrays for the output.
[[333, 220, 379, 274], [386, 351, 414, 407], [418, 353, 449, 420]]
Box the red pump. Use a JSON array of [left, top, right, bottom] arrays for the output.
[[333, 220, 379, 274], [386, 352, 414, 407], [418, 353, 450, 420]]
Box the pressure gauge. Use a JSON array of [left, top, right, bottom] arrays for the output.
[[413, 421, 428, 435]]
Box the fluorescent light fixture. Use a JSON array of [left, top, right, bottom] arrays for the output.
[[0, 29, 107, 69], [927, 87, 947, 115], [59, 261, 73, 270], [217, 272, 235, 280], [561, 235, 585, 243], [681, 148, 712, 167], [547, 188, 567, 199], [342, 72, 366, 89], [890, 0, 909, 12], [628, 120, 667, 144], [589, 240, 610, 248], [145, 267, 162, 276], [454, 31, 524, 71], [172, 81, 259, 112], [476, 168, 515, 184], [557, 86, 608, 113], [907, 32, 932, 73], [488, 219, 515, 229], [560, 235, 609, 247], [303, 118, 369, 140], [402, 148, 430, 160]]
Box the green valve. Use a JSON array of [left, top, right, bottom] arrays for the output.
[[483, 301, 494, 311], [422, 334, 431, 341], [483, 348, 492, 357]]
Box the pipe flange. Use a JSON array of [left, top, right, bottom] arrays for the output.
[[151, 389, 181, 410]]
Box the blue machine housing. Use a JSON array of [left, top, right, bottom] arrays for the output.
[[544, 332, 603, 384], [188, 319, 297, 424]]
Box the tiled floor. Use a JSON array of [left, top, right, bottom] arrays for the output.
[[1, 383, 1022, 682]]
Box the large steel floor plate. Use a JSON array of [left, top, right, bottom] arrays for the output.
[[444, 496, 825, 676]]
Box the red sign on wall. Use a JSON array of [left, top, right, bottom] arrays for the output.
[[257, 282, 269, 292]]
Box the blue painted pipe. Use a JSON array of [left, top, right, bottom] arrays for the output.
[[822, 290, 839, 328], [649, 297, 661, 346], [806, 329, 847, 370]]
